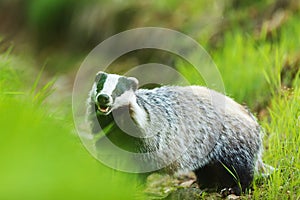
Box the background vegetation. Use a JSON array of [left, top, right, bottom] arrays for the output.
[[0, 0, 299, 199]]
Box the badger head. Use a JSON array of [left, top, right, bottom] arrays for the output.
[[90, 71, 139, 116]]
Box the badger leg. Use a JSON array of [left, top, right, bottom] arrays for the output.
[[194, 162, 237, 192], [194, 160, 254, 196]]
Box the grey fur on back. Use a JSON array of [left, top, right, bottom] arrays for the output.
[[132, 86, 262, 173]]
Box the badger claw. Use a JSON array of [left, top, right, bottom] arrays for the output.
[[220, 187, 239, 197]]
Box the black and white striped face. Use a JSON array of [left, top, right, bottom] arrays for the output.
[[91, 71, 139, 115]]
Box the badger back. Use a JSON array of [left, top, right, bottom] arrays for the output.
[[134, 86, 262, 171]]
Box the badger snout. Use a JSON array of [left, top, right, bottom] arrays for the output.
[[97, 94, 110, 104], [96, 93, 112, 114]]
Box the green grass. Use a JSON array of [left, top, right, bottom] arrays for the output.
[[211, 32, 272, 108], [177, 28, 276, 110], [253, 87, 300, 199]]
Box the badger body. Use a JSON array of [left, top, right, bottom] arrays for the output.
[[87, 71, 268, 195]]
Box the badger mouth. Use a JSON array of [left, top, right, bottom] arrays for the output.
[[97, 104, 111, 114]]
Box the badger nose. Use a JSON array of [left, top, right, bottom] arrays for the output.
[[97, 94, 110, 105]]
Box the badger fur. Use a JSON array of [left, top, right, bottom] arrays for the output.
[[87, 71, 270, 195]]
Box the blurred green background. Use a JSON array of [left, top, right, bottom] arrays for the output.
[[0, 0, 299, 199]]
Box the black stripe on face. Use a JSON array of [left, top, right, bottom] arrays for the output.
[[95, 73, 107, 93], [111, 77, 132, 99]]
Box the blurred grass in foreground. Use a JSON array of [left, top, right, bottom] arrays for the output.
[[0, 54, 142, 200]]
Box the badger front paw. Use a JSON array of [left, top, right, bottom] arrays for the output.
[[220, 187, 241, 197]]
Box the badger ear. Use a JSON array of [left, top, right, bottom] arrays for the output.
[[127, 77, 139, 91]]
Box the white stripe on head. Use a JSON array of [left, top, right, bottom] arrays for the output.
[[100, 74, 120, 96]]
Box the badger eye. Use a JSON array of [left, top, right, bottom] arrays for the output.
[[95, 73, 107, 92]]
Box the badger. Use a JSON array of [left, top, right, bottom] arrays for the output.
[[87, 71, 271, 195]]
